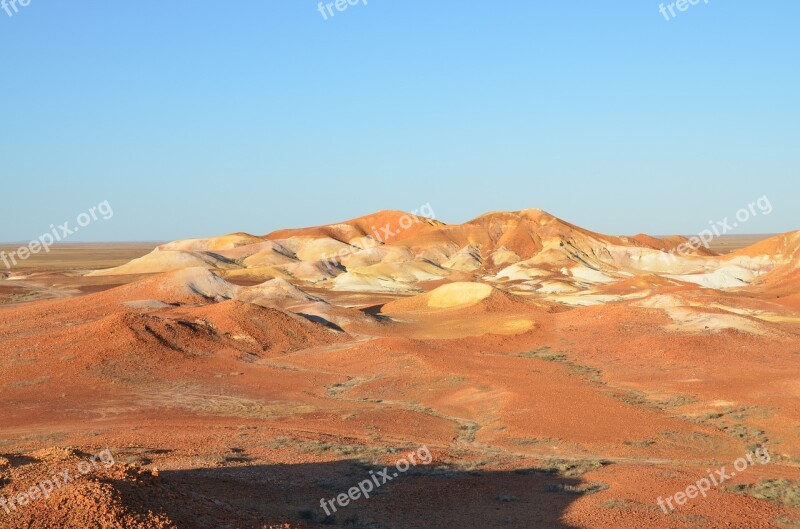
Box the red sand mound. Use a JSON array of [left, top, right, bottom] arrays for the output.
[[265, 209, 442, 244], [381, 281, 531, 315], [628, 233, 717, 256], [731, 230, 800, 259], [175, 299, 347, 354]]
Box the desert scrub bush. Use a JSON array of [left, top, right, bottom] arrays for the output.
[[513, 437, 562, 446], [540, 459, 611, 477], [495, 495, 518, 502], [722, 424, 768, 445], [602, 499, 659, 511], [514, 346, 568, 362], [728, 479, 800, 508], [545, 482, 609, 495], [773, 515, 800, 528], [298, 441, 404, 460], [623, 439, 656, 448], [514, 347, 605, 383]]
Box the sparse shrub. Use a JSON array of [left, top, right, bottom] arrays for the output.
[[774, 515, 800, 527], [496, 495, 518, 502], [545, 482, 609, 495], [623, 439, 656, 449], [514, 346, 567, 362], [541, 459, 610, 477], [728, 479, 800, 508], [602, 499, 659, 511]]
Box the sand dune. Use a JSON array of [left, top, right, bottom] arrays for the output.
[[157, 232, 266, 252], [87, 249, 240, 276], [382, 281, 531, 314]]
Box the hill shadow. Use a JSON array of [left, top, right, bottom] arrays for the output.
[[135, 458, 589, 528]]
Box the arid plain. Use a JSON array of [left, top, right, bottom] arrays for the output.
[[1, 210, 799, 529]]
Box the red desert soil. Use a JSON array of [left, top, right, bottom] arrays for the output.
[[1, 211, 798, 528]]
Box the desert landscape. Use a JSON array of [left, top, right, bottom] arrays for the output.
[[3, 2, 798, 527], [1, 209, 799, 528]]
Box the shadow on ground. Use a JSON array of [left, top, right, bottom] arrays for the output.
[[150, 459, 588, 529]]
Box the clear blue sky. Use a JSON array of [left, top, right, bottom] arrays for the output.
[[1, 1, 797, 242]]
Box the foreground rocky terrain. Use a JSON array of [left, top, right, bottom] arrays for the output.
[[1, 209, 799, 528]]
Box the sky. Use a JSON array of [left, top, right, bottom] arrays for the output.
[[0, 1, 798, 242]]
